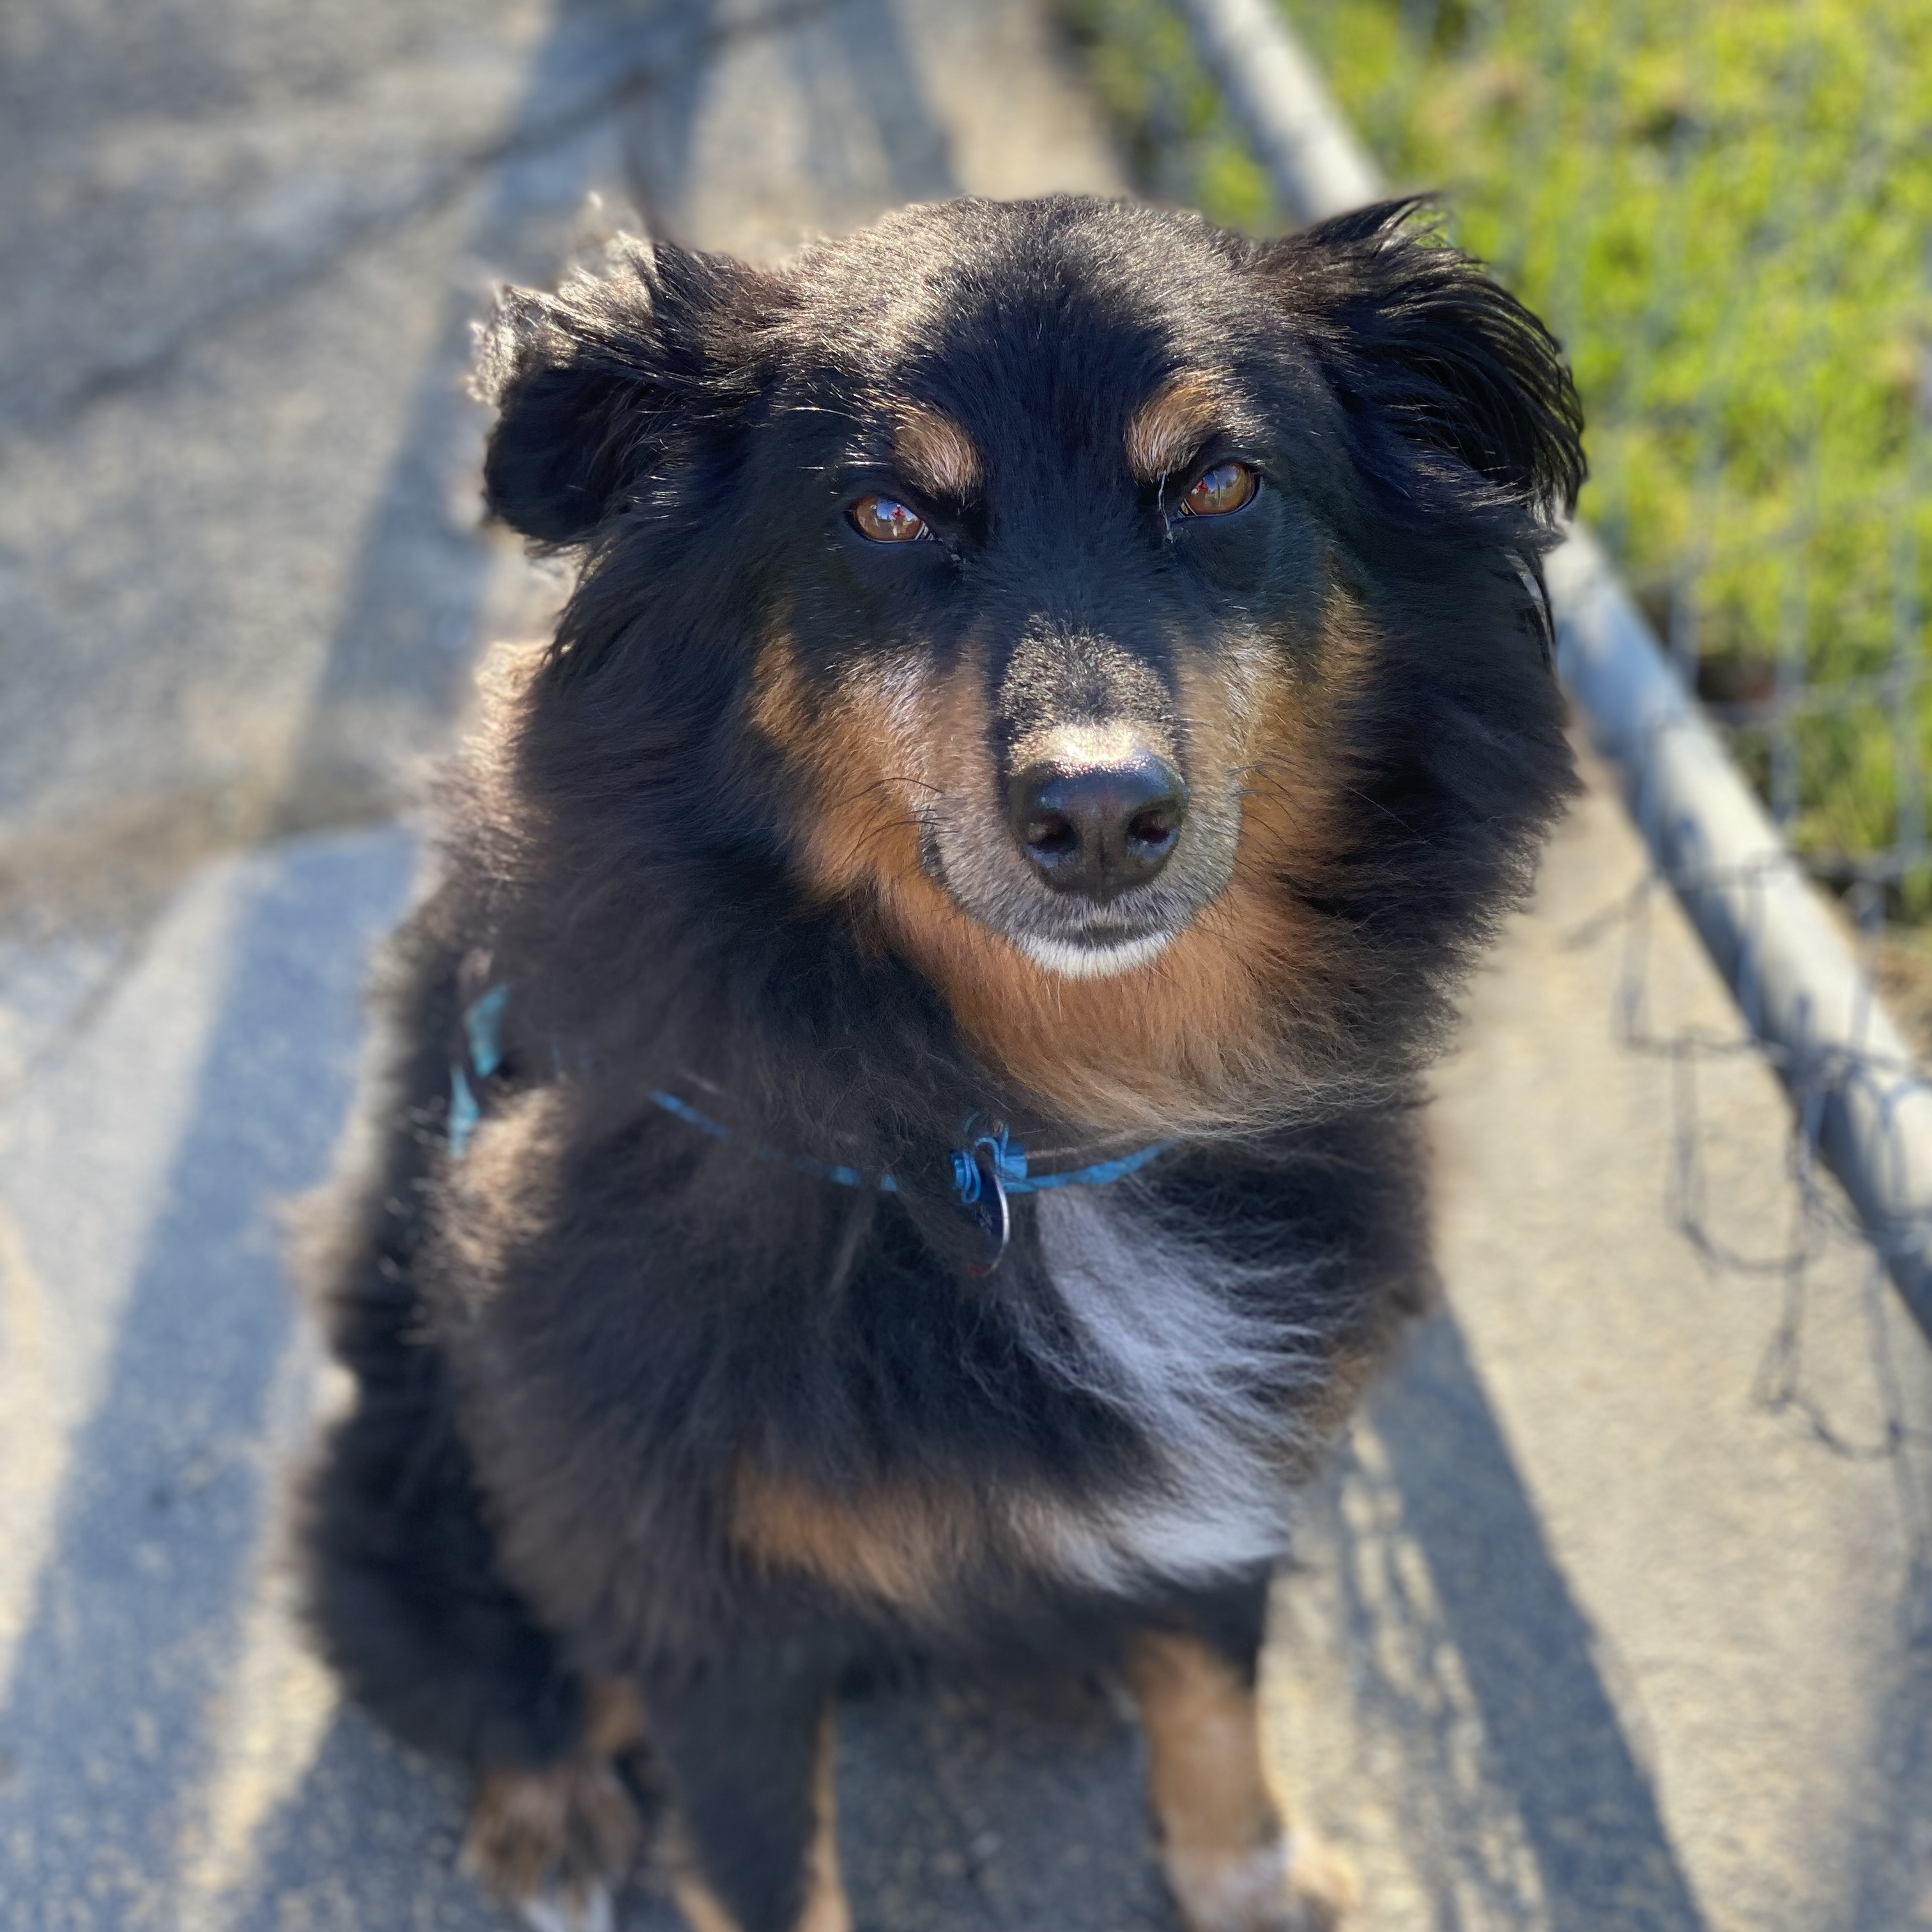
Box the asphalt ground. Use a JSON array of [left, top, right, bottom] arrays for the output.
[[2, 2, 1930, 1927]]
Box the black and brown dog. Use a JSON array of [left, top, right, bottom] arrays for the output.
[[300, 193, 1582, 1932]]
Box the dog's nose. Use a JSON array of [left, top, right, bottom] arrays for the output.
[[1009, 753, 1188, 901]]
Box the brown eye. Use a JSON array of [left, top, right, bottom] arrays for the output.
[[1180, 461, 1259, 518], [850, 494, 929, 542]]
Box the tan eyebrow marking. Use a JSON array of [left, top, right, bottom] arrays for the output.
[[1125, 375, 1226, 483], [892, 405, 983, 499]]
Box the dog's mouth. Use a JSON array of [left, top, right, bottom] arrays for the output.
[[1014, 924, 1179, 979]]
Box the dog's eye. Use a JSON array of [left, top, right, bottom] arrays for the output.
[[850, 495, 930, 542], [1179, 462, 1259, 518]]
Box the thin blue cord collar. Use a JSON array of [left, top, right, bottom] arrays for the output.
[[448, 983, 1174, 1274]]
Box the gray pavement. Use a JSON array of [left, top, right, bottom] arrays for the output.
[[1285, 758, 1932, 1931], [3, 1, 1931, 1928]]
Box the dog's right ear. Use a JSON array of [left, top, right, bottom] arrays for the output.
[[473, 236, 772, 547]]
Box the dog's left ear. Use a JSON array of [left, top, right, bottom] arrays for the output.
[[1266, 199, 1585, 522], [473, 235, 777, 546]]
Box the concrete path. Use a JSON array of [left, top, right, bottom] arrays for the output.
[[2, 2, 1929, 1928], [1292, 760, 1932, 1932]]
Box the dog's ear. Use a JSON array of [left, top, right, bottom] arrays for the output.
[[1266, 199, 1585, 521], [473, 236, 774, 546]]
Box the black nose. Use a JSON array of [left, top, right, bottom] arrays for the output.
[[1009, 753, 1188, 901]]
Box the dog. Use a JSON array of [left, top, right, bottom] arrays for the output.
[[299, 192, 1582, 1932]]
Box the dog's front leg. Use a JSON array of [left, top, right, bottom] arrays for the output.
[[1126, 1622, 1356, 1932], [645, 1648, 848, 1932]]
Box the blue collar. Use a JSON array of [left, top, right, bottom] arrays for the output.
[[448, 984, 1173, 1274]]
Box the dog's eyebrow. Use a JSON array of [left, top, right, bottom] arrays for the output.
[[892, 406, 983, 500], [1125, 376, 1227, 483]]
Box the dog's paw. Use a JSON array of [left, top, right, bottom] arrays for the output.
[[1164, 1829, 1358, 1932], [461, 1754, 643, 1932]]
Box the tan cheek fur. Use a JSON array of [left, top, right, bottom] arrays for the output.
[[749, 606, 1380, 1137]]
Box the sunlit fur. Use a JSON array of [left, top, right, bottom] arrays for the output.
[[300, 195, 1583, 1932], [1125, 373, 1227, 484]]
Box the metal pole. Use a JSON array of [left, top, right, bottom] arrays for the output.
[[1174, 0, 1932, 1335]]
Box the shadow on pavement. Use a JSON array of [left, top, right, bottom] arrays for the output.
[[0, 829, 418, 1928], [1296, 1312, 1709, 1932], [284, 0, 662, 829], [226, 1703, 552, 1932], [624, 0, 956, 249], [1840, 1616, 1932, 1928]]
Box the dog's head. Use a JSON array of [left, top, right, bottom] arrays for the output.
[[475, 197, 1581, 1133]]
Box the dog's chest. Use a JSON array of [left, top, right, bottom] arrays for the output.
[[1010, 1186, 1314, 1591], [728, 1186, 1320, 1611]]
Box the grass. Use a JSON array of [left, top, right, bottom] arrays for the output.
[[1063, 0, 1932, 894]]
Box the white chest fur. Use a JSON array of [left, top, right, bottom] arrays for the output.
[[1013, 1185, 1327, 1593]]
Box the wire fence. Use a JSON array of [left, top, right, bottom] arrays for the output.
[[1600, 861, 1932, 1641], [1066, 0, 1932, 1637]]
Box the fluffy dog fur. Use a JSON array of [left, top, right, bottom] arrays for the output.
[[300, 194, 1582, 1932]]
